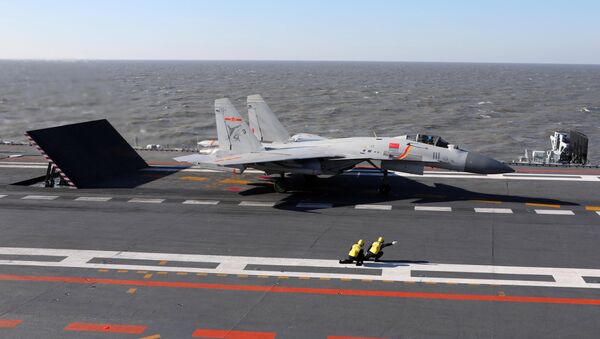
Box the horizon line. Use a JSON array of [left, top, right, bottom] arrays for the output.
[[1, 58, 600, 66]]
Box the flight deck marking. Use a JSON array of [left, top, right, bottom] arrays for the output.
[[183, 200, 220, 205], [474, 208, 513, 214], [2, 274, 600, 306], [596, 212, 600, 217], [239, 201, 277, 207], [355, 204, 392, 210], [21, 195, 58, 200], [0, 319, 22, 328], [585, 205, 600, 211], [526, 203, 560, 208], [128, 198, 165, 204], [64, 322, 146, 334], [192, 328, 276, 339], [0, 195, 6, 199], [75, 196, 112, 202], [2, 247, 600, 289], [414, 206, 452, 212], [535, 209, 575, 215]]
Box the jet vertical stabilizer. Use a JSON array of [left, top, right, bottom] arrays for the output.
[[215, 98, 263, 153], [247, 94, 291, 143]]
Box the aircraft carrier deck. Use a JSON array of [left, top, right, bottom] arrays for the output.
[[1, 144, 599, 338]]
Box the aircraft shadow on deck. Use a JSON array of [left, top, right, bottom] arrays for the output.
[[240, 174, 578, 211]]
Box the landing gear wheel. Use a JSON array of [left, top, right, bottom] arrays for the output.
[[273, 179, 289, 193], [378, 183, 391, 195]]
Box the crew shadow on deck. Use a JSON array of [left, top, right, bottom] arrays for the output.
[[239, 173, 578, 211], [362, 259, 430, 268]]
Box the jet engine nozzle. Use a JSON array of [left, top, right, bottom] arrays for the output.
[[464, 152, 514, 174]]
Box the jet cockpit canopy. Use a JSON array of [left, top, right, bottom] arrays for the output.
[[395, 134, 452, 148]]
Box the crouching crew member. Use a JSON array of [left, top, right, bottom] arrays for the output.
[[339, 239, 365, 266], [365, 236, 397, 261]]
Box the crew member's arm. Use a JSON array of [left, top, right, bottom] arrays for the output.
[[382, 241, 397, 248]]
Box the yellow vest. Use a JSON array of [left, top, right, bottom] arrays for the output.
[[369, 241, 382, 254], [348, 244, 361, 257]]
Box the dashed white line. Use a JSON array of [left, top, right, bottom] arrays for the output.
[[414, 206, 452, 212], [296, 202, 333, 209], [355, 204, 392, 211], [239, 201, 277, 207], [21, 195, 59, 200], [182, 200, 219, 205], [0, 194, 6, 199], [535, 209, 575, 215], [128, 198, 165, 204], [474, 208, 513, 214], [1, 246, 600, 289], [596, 212, 600, 217], [75, 196, 112, 202]]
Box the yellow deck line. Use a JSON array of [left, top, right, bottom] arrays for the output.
[[526, 203, 561, 208], [220, 178, 250, 185], [585, 205, 600, 211], [475, 200, 502, 204], [180, 176, 209, 181]]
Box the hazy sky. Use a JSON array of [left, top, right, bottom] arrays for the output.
[[1, 0, 599, 64]]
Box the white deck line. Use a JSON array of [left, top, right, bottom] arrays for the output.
[[128, 198, 165, 204], [0, 164, 48, 169], [414, 206, 452, 212], [597, 211, 600, 217], [0, 195, 6, 199], [21, 195, 59, 200], [296, 202, 333, 209], [474, 208, 513, 214], [182, 200, 219, 205], [75, 196, 112, 202], [355, 204, 392, 210], [0, 247, 599, 289], [535, 209, 575, 215], [239, 201, 277, 207]]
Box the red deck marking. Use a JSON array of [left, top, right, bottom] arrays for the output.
[[225, 187, 242, 191], [193, 328, 276, 339], [1, 274, 600, 306], [328, 336, 387, 339], [0, 319, 22, 328], [224, 117, 243, 122], [64, 322, 146, 334]]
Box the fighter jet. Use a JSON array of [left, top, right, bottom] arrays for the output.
[[176, 96, 514, 193]]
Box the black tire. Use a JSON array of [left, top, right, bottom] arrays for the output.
[[273, 179, 288, 193]]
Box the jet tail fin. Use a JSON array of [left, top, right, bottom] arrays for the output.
[[215, 98, 262, 154], [247, 94, 291, 143]]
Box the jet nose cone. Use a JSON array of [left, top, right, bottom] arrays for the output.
[[464, 152, 514, 174]]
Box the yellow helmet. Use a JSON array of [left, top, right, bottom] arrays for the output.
[[357, 239, 365, 247], [378, 236, 384, 243]]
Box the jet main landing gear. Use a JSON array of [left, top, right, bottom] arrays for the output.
[[273, 174, 289, 193]]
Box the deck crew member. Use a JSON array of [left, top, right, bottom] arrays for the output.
[[339, 239, 365, 266], [364, 236, 397, 261]]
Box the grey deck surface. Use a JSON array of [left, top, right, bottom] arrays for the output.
[[0, 146, 599, 338]]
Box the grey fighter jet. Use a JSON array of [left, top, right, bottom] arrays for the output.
[[176, 97, 514, 193]]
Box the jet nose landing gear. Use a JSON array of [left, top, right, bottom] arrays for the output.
[[378, 169, 391, 195]]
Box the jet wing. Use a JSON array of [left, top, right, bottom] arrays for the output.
[[212, 149, 345, 166], [176, 148, 345, 167]]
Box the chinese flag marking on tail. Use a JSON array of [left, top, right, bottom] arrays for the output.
[[389, 143, 400, 149]]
